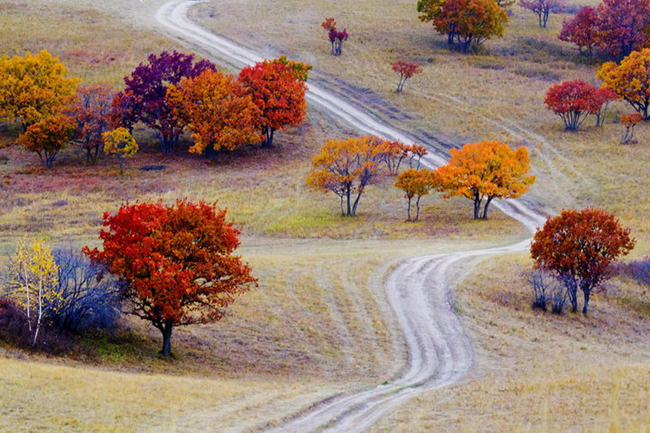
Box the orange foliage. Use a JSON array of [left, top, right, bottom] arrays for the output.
[[394, 169, 439, 221], [19, 114, 76, 169], [167, 70, 262, 155], [433, 140, 535, 219]]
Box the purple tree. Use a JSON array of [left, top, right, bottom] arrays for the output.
[[116, 51, 215, 153], [329, 29, 349, 56]]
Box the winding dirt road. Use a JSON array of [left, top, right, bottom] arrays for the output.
[[156, 2, 549, 431]]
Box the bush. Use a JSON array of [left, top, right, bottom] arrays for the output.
[[49, 247, 120, 334], [523, 268, 566, 314], [0, 297, 30, 346]]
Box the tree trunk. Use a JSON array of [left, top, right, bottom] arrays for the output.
[[482, 197, 493, 220], [406, 196, 412, 221], [160, 323, 173, 357], [582, 290, 590, 315], [473, 195, 481, 220], [415, 196, 421, 222], [346, 187, 352, 216], [351, 191, 363, 216], [568, 287, 578, 313]]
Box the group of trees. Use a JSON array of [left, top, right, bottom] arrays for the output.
[[307, 137, 535, 221], [0, 50, 310, 168], [559, 0, 650, 59], [417, 0, 509, 52], [530, 208, 635, 315], [1, 200, 256, 357], [321, 18, 349, 56], [519, 0, 566, 28], [544, 81, 617, 131]]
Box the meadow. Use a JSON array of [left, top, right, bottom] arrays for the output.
[[1, 0, 649, 431]]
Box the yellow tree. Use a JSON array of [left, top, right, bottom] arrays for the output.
[[306, 136, 385, 216], [598, 48, 650, 119], [0, 50, 79, 131], [5, 238, 59, 346], [102, 127, 139, 174], [394, 168, 439, 221], [167, 69, 262, 156], [434, 140, 536, 219]]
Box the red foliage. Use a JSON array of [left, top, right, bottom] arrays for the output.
[[531, 208, 635, 314], [322, 18, 348, 56], [238, 60, 307, 147], [544, 80, 601, 131], [558, 6, 599, 56], [392, 62, 423, 92], [67, 84, 114, 164], [84, 200, 258, 356]]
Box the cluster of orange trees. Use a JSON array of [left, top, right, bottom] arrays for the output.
[[0, 50, 310, 168], [307, 137, 536, 221]]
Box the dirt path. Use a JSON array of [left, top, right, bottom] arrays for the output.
[[156, 2, 549, 431]]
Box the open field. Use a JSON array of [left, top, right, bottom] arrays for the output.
[[1, 0, 650, 432]]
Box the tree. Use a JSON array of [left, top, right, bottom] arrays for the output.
[[116, 51, 216, 153], [558, 7, 599, 57], [394, 169, 438, 221], [167, 70, 262, 156], [322, 18, 348, 56], [598, 49, 650, 119], [67, 84, 114, 164], [272, 56, 313, 82], [109, 89, 140, 134], [531, 208, 635, 314], [84, 200, 258, 357], [544, 80, 600, 131], [0, 50, 78, 131], [102, 128, 139, 174], [306, 136, 386, 216], [595, 0, 650, 59], [620, 113, 644, 144], [19, 114, 76, 169], [433, 140, 535, 220], [4, 238, 59, 346], [519, 0, 566, 28], [594, 87, 618, 127], [417, 0, 509, 52], [392, 61, 423, 93], [238, 59, 308, 147]]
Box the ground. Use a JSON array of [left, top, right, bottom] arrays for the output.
[[0, 0, 649, 431]]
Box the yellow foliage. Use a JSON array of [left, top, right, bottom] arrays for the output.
[[598, 49, 650, 119], [0, 49, 79, 128], [102, 127, 138, 157]]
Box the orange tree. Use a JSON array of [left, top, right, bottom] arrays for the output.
[[238, 59, 308, 147], [307, 135, 386, 216], [417, 0, 508, 52], [394, 169, 438, 221], [598, 49, 650, 119], [84, 200, 257, 357], [433, 140, 535, 220], [19, 114, 76, 169], [167, 70, 262, 156], [392, 61, 423, 93], [0, 50, 78, 131], [531, 208, 635, 315]]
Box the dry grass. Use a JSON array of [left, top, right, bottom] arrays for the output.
[[371, 253, 650, 432]]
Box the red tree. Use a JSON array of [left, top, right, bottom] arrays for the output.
[[392, 61, 423, 93], [322, 19, 348, 56], [67, 84, 114, 164], [594, 87, 618, 127], [544, 80, 600, 131], [238, 60, 308, 147], [596, 0, 650, 59], [531, 208, 635, 314], [559, 6, 599, 56], [84, 200, 258, 356]]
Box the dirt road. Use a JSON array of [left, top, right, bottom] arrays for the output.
[[156, 2, 548, 431]]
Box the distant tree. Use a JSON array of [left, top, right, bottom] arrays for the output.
[[67, 84, 114, 164], [598, 49, 650, 119], [433, 140, 535, 219], [392, 61, 423, 93], [116, 51, 216, 153], [519, 0, 566, 28], [0, 50, 78, 131], [84, 200, 258, 357], [394, 169, 437, 221], [544, 80, 600, 131], [102, 128, 139, 175], [408, 144, 429, 169], [306, 136, 385, 216], [417, 0, 509, 52], [593, 87, 618, 127], [558, 6, 599, 57], [595, 0, 650, 59], [272, 56, 313, 82], [238, 59, 308, 147], [375, 139, 410, 175], [19, 114, 76, 169], [322, 18, 349, 56], [531, 208, 635, 314], [620, 113, 644, 144], [5, 238, 59, 346], [167, 70, 262, 156]]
